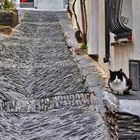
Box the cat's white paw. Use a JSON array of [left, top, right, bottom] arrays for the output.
[[118, 91, 124, 95], [112, 91, 118, 94], [112, 91, 123, 95]]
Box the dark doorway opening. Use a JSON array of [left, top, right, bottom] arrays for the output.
[[20, 0, 34, 8]]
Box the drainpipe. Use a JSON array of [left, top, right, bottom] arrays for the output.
[[34, 0, 38, 9], [103, 0, 110, 63], [80, 0, 87, 45]]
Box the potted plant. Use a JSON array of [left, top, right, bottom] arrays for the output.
[[0, 0, 19, 28], [4, 0, 13, 10]]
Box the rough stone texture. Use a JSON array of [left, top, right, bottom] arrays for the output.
[[0, 10, 109, 139], [0, 106, 108, 140], [104, 91, 140, 140], [56, 8, 109, 117], [69, 53, 108, 116], [0, 10, 19, 27]]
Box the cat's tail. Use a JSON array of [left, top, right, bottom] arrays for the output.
[[124, 78, 133, 94], [122, 71, 132, 92], [127, 78, 133, 90]]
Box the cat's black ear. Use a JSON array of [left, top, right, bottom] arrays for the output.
[[109, 69, 112, 73], [120, 68, 122, 72]]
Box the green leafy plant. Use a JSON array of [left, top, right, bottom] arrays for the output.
[[4, 0, 13, 9], [80, 44, 88, 49], [24, 12, 31, 17]]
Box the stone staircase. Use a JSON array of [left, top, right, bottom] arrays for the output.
[[0, 10, 109, 140]]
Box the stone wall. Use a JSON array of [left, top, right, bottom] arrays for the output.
[[0, 10, 19, 27], [103, 91, 140, 140]]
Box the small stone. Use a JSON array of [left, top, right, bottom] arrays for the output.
[[0, 26, 12, 35]]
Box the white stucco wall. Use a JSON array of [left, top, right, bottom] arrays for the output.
[[86, 0, 140, 77], [110, 0, 140, 76], [13, 0, 20, 9], [98, 0, 109, 74], [110, 44, 134, 76], [121, 0, 133, 29], [132, 0, 140, 59], [34, 0, 64, 11], [87, 0, 99, 55], [70, 0, 140, 77]]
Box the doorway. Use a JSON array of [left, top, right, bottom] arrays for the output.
[[20, 0, 34, 8]]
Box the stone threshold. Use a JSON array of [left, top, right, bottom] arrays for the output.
[[103, 91, 140, 117]]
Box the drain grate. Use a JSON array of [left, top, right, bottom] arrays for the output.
[[0, 92, 95, 113]]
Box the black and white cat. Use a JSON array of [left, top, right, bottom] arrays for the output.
[[108, 69, 132, 95]]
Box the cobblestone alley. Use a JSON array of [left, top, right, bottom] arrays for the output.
[[0, 10, 109, 140]]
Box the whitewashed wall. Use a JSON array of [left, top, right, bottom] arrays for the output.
[[110, 44, 134, 76], [34, 0, 64, 11], [98, 0, 109, 74], [87, 0, 140, 77], [13, 0, 20, 8], [132, 0, 140, 59], [87, 0, 99, 55], [71, 0, 140, 77]]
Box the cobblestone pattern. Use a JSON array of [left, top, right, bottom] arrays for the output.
[[0, 106, 108, 140], [0, 10, 109, 140], [57, 11, 108, 116], [0, 92, 94, 112], [0, 11, 86, 100], [21, 11, 59, 23]]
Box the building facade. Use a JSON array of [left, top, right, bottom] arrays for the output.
[[20, 0, 68, 10], [70, 0, 140, 91]]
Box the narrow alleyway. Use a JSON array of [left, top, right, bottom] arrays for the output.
[[0, 10, 108, 140]]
